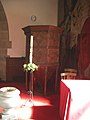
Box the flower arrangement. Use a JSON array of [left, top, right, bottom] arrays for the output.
[[23, 63, 38, 72]]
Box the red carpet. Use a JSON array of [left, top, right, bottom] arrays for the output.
[[0, 81, 60, 120]]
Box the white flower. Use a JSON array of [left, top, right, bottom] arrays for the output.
[[23, 63, 38, 72]]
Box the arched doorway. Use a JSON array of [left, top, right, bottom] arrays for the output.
[[0, 1, 11, 80], [78, 17, 90, 79]]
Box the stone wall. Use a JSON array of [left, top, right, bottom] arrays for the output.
[[0, 2, 11, 80]]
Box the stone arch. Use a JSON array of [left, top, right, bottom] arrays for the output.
[[0, 1, 11, 80]]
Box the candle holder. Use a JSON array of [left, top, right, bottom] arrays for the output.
[[23, 63, 38, 106]]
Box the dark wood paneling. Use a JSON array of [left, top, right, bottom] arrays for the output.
[[6, 57, 25, 81]]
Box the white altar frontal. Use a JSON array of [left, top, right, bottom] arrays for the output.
[[62, 80, 90, 120]]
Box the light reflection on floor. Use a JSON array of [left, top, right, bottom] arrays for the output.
[[21, 95, 52, 107], [62, 80, 90, 120], [19, 95, 52, 119], [0, 94, 52, 119]]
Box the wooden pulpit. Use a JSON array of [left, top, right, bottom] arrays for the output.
[[22, 25, 63, 95]]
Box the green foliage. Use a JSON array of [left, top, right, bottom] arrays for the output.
[[23, 63, 38, 72]]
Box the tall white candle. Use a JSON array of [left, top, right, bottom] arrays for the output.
[[29, 35, 33, 63]]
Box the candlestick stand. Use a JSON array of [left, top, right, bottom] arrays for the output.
[[27, 72, 34, 102], [25, 71, 28, 91], [23, 71, 34, 107]]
